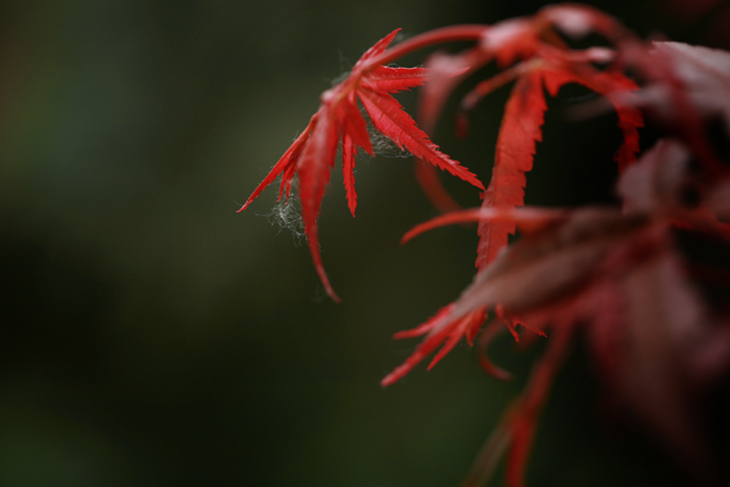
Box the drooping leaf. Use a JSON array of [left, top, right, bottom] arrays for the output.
[[296, 108, 340, 301], [337, 92, 373, 217], [477, 69, 548, 268], [470, 55, 643, 268], [239, 29, 483, 301], [649, 41, 730, 130]]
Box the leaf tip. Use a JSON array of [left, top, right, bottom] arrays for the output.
[[380, 364, 409, 387], [400, 231, 416, 246], [319, 269, 342, 303], [347, 196, 357, 218]]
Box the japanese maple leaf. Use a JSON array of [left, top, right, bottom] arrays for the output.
[[239, 29, 484, 302], [476, 54, 643, 267]]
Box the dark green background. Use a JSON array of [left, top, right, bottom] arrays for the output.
[[0, 1, 716, 486]]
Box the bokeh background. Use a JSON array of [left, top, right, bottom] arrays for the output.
[[0, 1, 724, 486]]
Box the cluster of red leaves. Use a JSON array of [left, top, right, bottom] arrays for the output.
[[243, 4, 730, 487], [382, 4, 644, 387], [395, 22, 730, 487]]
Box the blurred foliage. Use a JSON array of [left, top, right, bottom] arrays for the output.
[[0, 0, 715, 486]]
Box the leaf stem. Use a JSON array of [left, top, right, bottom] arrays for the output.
[[367, 25, 489, 69]]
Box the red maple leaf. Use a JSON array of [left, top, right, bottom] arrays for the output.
[[238, 29, 483, 302]]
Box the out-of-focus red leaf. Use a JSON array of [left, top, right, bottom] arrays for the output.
[[481, 18, 539, 68], [626, 40, 729, 177], [458, 63, 526, 126], [414, 162, 465, 214], [419, 47, 491, 134], [538, 4, 626, 41], [375, 9, 646, 484], [560, 70, 643, 172], [504, 319, 576, 487], [475, 319, 515, 381], [381, 306, 486, 387], [650, 42, 730, 127], [617, 139, 690, 213], [622, 251, 714, 475], [455, 209, 644, 320], [401, 206, 568, 244]]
